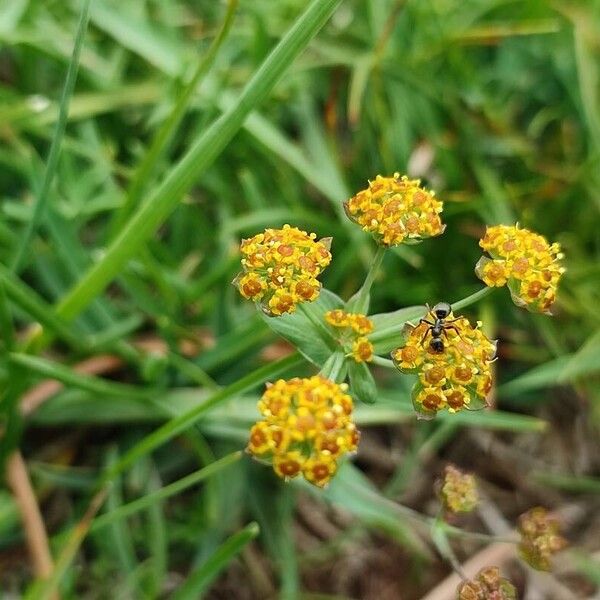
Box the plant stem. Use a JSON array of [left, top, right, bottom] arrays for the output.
[[451, 286, 495, 312], [297, 302, 336, 350], [370, 355, 395, 369], [350, 245, 386, 314]]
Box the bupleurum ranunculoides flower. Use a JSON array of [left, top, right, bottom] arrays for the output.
[[457, 567, 517, 600], [234, 224, 332, 316], [439, 465, 478, 514], [344, 173, 445, 246], [476, 224, 565, 315], [324, 309, 374, 363], [247, 376, 359, 488], [391, 308, 496, 418], [518, 507, 567, 571]]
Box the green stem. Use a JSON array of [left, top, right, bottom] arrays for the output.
[[350, 245, 386, 314], [297, 302, 336, 350], [443, 524, 517, 545], [370, 355, 395, 369], [451, 286, 495, 312]]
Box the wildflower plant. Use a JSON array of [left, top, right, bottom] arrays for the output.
[[234, 170, 567, 594], [476, 224, 565, 314], [325, 310, 374, 363], [391, 309, 497, 418], [344, 173, 445, 246], [247, 376, 359, 487], [234, 224, 332, 316]]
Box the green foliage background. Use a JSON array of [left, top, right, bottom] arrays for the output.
[[0, 0, 599, 597]]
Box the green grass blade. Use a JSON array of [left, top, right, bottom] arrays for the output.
[[0, 264, 87, 352], [91, 452, 242, 532], [10, 0, 91, 273], [54, 0, 343, 325], [9, 352, 154, 400], [100, 352, 303, 484], [531, 471, 600, 494], [109, 0, 238, 236], [172, 522, 260, 600]]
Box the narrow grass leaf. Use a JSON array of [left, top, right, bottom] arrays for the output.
[[101, 352, 303, 484], [172, 522, 259, 599], [91, 452, 242, 532], [10, 0, 91, 272], [54, 0, 344, 325], [9, 353, 154, 400]]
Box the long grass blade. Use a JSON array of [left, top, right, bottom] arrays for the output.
[[53, 0, 343, 325], [10, 0, 91, 273]]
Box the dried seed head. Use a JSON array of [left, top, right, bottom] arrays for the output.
[[517, 507, 567, 571], [440, 465, 478, 514]]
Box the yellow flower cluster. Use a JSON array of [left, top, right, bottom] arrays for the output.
[[439, 465, 478, 514], [476, 224, 565, 314], [391, 309, 496, 417], [518, 507, 567, 571], [324, 309, 374, 363], [457, 567, 516, 600], [234, 225, 332, 316], [344, 173, 445, 246], [247, 376, 359, 488]]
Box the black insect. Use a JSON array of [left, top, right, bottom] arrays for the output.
[[418, 302, 461, 354]]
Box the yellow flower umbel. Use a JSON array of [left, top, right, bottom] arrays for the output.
[[344, 173, 445, 246], [518, 507, 567, 571], [439, 465, 478, 514], [234, 224, 332, 316], [391, 308, 496, 418], [476, 224, 565, 314], [247, 376, 359, 488], [324, 310, 374, 363], [457, 567, 517, 600]]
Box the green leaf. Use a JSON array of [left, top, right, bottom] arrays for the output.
[[91, 453, 242, 532], [368, 305, 426, 354], [172, 522, 259, 599], [9, 352, 154, 400], [559, 330, 600, 383], [347, 360, 378, 404], [312, 463, 431, 557], [260, 289, 343, 366], [10, 0, 91, 273], [52, 0, 345, 326], [498, 356, 570, 397], [101, 352, 303, 484]]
